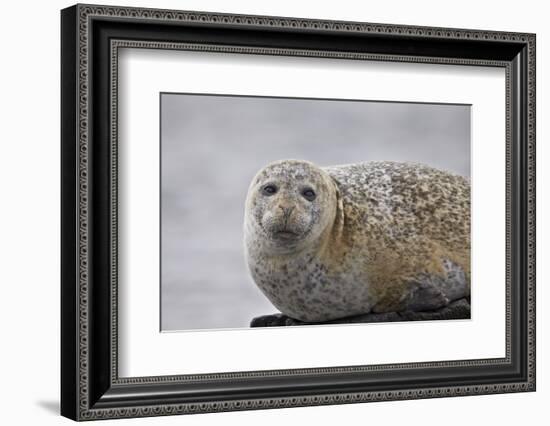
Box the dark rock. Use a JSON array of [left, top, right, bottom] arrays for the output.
[[250, 298, 470, 327]]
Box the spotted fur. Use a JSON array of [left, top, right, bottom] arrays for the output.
[[244, 159, 470, 322]]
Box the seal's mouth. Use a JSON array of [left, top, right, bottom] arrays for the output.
[[272, 230, 300, 241], [260, 219, 309, 245]]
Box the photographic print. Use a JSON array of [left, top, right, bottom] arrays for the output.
[[61, 6, 535, 419], [160, 93, 471, 331]]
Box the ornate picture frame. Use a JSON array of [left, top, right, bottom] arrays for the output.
[[61, 4, 536, 421]]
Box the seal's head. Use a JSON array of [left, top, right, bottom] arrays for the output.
[[244, 159, 340, 254]]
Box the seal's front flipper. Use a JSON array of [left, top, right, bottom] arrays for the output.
[[404, 279, 450, 312], [403, 259, 469, 312]]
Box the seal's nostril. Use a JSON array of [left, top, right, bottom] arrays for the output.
[[278, 206, 294, 228], [281, 206, 294, 219], [279, 206, 294, 215]]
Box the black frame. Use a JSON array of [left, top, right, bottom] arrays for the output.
[[61, 4, 536, 421]]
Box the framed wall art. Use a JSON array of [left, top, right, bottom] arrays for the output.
[[61, 3, 536, 421]]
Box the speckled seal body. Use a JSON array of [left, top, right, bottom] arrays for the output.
[[244, 160, 470, 323]]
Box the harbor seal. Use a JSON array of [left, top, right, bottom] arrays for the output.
[[244, 159, 470, 323]]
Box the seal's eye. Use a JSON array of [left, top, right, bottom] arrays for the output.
[[302, 188, 316, 201], [262, 184, 278, 196]]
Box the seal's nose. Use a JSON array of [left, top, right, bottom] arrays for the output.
[[279, 205, 295, 227], [279, 205, 294, 216]]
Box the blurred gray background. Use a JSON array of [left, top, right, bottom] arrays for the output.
[[160, 93, 470, 331]]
